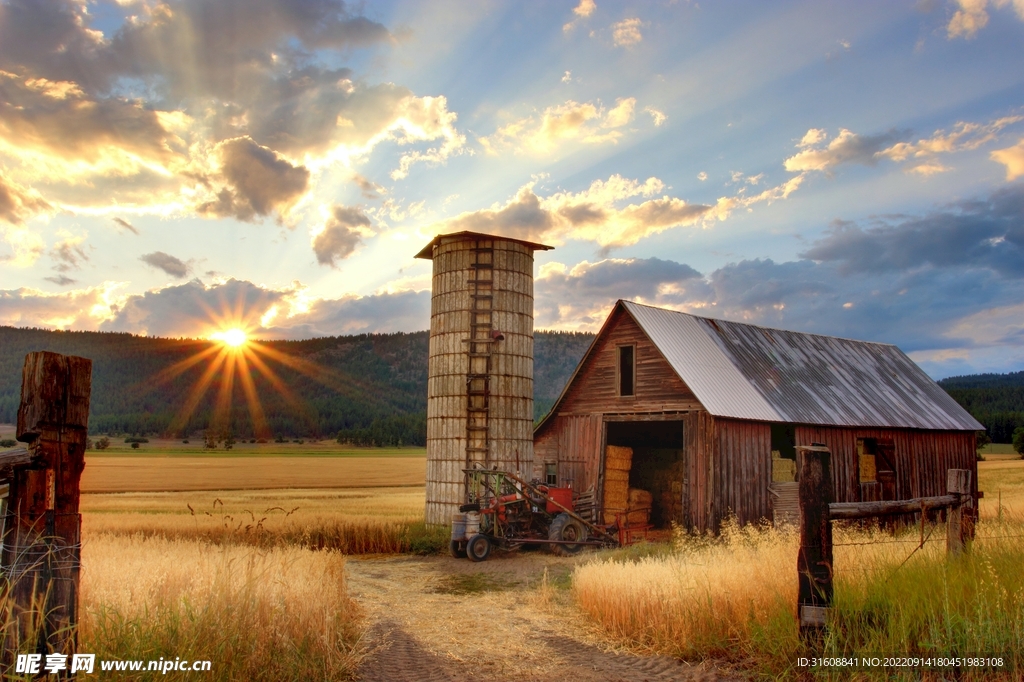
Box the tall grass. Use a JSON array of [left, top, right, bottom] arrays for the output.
[[79, 534, 363, 681], [572, 516, 1024, 679]]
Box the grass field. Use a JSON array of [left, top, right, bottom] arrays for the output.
[[573, 455, 1024, 680]]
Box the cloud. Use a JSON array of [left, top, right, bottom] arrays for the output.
[[140, 251, 190, 279], [112, 217, 140, 235], [563, 0, 596, 32], [44, 275, 77, 286], [0, 172, 51, 225], [480, 97, 637, 155], [611, 18, 644, 47], [352, 173, 384, 199], [50, 230, 88, 272], [312, 205, 373, 267], [785, 117, 1023, 174], [197, 137, 310, 222], [432, 175, 712, 249], [991, 137, 1024, 180], [536, 257, 706, 329], [784, 128, 907, 172], [0, 2, 463, 218], [948, 0, 990, 38], [800, 183, 1024, 278], [0, 281, 127, 330], [644, 106, 667, 127]]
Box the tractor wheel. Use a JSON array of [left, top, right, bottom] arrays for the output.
[[548, 513, 588, 556], [466, 534, 491, 562], [449, 539, 467, 558]]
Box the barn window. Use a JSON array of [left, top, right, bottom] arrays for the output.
[[858, 438, 877, 482], [618, 345, 635, 397], [545, 463, 557, 485]]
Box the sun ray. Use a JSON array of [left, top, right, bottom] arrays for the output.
[[152, 344, 223, 384], [167, 347, 229, 436], [211, 347, 238, 435], [235, 350, 271, 439], [248, 342, 378, 403]]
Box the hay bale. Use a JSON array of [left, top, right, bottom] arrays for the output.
[[604, 469, 630, 485], [605, 445, 633, 471], [627, 488, 653, 509], [625, 509, 650, 525]]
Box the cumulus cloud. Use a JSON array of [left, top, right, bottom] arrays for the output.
[[611, 18, 644, 47], [0, 1, 463, 220], [0, 281, 127, 330], [197, 137, 310, 222], [800, 183, 1024, 277], [644, 106, 667, 127], [431, 171, 804, 250], [948, 0, 990, 38], [991, 137, 1024, 180], [563, 0, 596, 32], [140, 251, 190, 279], [0, 172, 51, 225], [312, 205, 374, 267], [786, 117, 1023, 175], [480, 98, 637, 155]]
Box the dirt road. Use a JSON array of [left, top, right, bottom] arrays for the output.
[[348, 552, 733, 682]]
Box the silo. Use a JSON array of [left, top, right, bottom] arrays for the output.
[[415, 231, 553, 526]]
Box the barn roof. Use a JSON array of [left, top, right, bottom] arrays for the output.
[[539, 301, 983, 431]]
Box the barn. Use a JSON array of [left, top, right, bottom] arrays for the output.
[[532, 300, 984, 532]]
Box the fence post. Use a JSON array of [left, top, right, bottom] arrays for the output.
[[2, 352, 92, 665], [796, 444, 833, 634], [946, 469, 971, 556]]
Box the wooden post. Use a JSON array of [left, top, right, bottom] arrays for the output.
[[796, 445, 833, 634], [2, 352, 91, 664], [946, 469, 971, 556]]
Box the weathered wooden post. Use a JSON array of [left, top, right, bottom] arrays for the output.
[[946, 469, 971, 556], [1, 352, 91, 664], [796, 444, 833, 634]]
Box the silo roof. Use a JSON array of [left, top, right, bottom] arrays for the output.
[[415, 231, 554, 259]]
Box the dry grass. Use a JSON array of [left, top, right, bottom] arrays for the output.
[[978, 453, 1024, 519], [78, 534, 363, 681], [573, 516, 1024, 679], [81, 487, 446, 554], [82, 456, 426, 493]]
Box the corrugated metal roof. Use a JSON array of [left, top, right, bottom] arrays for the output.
[[622, 301, 983, 431], [414, 231, 554, 259]]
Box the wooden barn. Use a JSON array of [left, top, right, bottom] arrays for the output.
[[532, 300, 983, 532]]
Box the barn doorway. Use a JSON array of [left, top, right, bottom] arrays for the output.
[[604, 420, 684, 528]]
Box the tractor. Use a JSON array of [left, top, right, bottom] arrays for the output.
[[448, 467, 646, 561]]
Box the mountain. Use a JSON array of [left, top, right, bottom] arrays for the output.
[[0, 326, 594, 442], [938, 372, 1024, 443]]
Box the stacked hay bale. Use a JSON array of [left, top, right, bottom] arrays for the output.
[[603, 445, 632, 524], [626, 488, 653, 525]]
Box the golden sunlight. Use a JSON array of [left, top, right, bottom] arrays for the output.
[[211, 328, 248, 348]]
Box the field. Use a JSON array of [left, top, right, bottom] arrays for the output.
[[5, 430, 1024, 680]]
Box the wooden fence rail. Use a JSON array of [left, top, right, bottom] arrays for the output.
[[796, 444, 973, 633]]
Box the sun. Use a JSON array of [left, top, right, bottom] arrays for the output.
[[211, 328, 248, 348]]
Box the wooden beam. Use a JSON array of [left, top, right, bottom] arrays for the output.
[[829, 495, 959, 520], [0, 447, 35, 469], [796, 445, 833, 634]]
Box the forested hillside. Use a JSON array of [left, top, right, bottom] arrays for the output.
[[0, 327, 594, 442], [938, 371, 1024, 443]]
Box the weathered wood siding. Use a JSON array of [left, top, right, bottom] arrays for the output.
[[681, 410, 711, 531], [794, 426, 978, 503], [554, 307, 703, 416], [711, 418, 772, 530]]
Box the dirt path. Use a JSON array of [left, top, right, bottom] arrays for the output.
[[347, 552, 735, 682]]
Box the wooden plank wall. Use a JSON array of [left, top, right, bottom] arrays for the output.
[[553, 307, 703, 416], [794, 426, 978, 503], [712, 418, 772, 529], [682, 410, 714, 532], [555, 414, 604, 494]]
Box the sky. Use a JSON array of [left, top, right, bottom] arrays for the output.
[[1, 0, 1023, 379]]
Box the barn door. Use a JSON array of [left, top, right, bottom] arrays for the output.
[[556, 415, 603, 494]]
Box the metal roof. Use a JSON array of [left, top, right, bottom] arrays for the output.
[[414, 231, 554, 259], [623, 301, 983, 431]]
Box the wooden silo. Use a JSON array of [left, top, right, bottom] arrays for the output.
[[415, 231, 553, 526]]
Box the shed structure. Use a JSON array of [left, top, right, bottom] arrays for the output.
[[533, 300, 983, 532], [416, 231, 553, 526]]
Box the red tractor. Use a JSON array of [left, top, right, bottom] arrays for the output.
[[449, 467, 645, 561]]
